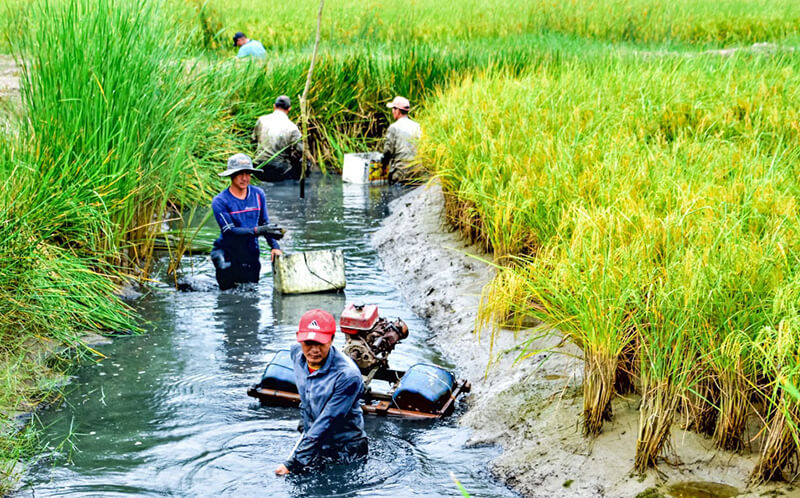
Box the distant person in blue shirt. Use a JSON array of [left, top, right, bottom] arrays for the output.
[[233, 31, 266, 59], [211, 153, 282, 290]]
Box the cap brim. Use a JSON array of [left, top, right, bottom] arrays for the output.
[[386, 102, 394, 108], [297, 331, 334, 343], [219, 167, 260, 177]]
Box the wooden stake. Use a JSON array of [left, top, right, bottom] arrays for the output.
[[299, 0, 325, 199]]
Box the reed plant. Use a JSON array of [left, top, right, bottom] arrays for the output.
[[13, 0, 237, 273], [0, 0, 241, 486]]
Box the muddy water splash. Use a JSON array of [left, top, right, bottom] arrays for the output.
[[16, 177, 516, 497]]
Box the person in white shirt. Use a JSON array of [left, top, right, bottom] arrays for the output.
[[381, 96, 422, 184]]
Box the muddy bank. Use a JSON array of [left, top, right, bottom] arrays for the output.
[[373, 183, 789, 498]]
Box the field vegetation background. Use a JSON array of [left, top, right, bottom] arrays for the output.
[[1, 0, 800, 492]]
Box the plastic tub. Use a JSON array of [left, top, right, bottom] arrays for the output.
[[392, 364, 455, 413], [258, 349, 298, 393]]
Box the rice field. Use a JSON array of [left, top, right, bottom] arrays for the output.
[[419, 52, 800, 478], [1, 0, 800, 492], [185, 0, 800, 50]]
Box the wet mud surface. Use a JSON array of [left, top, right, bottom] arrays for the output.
[[373, 183, 792, 498]]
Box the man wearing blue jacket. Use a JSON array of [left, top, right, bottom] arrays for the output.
[[275, 309, 368, 475], [211, 153, 282, 290]]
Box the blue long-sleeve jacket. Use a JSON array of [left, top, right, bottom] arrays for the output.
[[285, 343, 367, 471], [211, 186, 280, 264]]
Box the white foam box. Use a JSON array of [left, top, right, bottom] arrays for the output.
[[272, 249, 346, 294], [342, 152, 385, 184]]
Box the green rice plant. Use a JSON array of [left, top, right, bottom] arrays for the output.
[[632, 262, 699, 472], [480, 206, 646, 435]]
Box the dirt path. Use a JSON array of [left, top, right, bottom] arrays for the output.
[[373, 183, 789, 498]]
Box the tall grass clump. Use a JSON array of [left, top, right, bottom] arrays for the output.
[[14, 0, 236, 274], [420, 51, 800, 474]]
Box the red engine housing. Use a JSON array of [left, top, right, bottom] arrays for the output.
[[340, 304, 379, 334]]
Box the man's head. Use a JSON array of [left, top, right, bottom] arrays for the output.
[[274, 95, 292, 113], [219, 153, 259, 188], [297, 309, 337, 368], [233, 32, 248, 47], [386, 96, 411, 120]]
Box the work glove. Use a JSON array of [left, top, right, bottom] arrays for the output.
[[254, 223, 286, 240], [210, 250, 231, 271]]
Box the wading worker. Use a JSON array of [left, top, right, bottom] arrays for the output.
[[252, 95, 304, 182], [381, 95, 421, 184], [275, 309, 368, 475], [233, 31, 266, 59], [210, 153, 282, 290]]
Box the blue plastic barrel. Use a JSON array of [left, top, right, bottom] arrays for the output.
[[392, 364, 455, 414], [259, 349, 298, 393]]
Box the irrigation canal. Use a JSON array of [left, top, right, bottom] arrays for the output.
[[16, 176, 516, 497]]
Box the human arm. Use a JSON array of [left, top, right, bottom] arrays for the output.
[[283, 373, 362, 472], [252, 117, 261, 144], [289, 126, 304, 169], [381, 127, 397, 168], [255, 190, 281, 251]]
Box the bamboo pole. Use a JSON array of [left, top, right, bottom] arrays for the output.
[[299, 0, 324, 199]]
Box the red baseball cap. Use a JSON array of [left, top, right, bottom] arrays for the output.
[[296, 309, 336, 343]]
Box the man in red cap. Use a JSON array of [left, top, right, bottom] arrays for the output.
[[275, 309, 368, 475], [381, 95, 422, 184]]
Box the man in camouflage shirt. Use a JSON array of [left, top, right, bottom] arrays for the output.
[[382, 96, 422, 184], [252, 95, 304, 182]]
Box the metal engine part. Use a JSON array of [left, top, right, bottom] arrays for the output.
[[343, 317, 409, 371]]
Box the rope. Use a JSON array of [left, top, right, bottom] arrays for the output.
[[302, 251, 341, 292]]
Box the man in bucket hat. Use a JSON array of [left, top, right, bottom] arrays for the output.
[[275, 309, 368, 475], [381, 95, 422, 184], [210, 153, 282, 290]]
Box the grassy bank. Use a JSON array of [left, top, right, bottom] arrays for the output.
[[419, 51, 800, 479], [0, 0, 242, 490]]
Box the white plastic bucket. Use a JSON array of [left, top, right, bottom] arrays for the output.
[[342, 152, 385, 184]]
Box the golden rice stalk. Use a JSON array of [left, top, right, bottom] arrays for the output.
[[614, 333, 638, 395], [682, 373, 719, 437], [750, 395, 799, 484], [635, 379, 680, 472], [713, 361, 749, 451], [583, 350, 617, 436]]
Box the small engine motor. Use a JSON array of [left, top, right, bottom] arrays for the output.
[[340, 304, 409, 371]]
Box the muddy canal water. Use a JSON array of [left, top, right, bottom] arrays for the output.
[[17, 177, 516, 497]]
